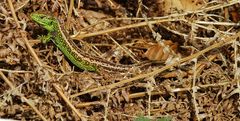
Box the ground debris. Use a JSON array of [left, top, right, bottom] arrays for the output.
[[0, 0, 240, 120]]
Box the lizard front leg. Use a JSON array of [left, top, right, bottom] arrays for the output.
[[38, 33, 52, 44]]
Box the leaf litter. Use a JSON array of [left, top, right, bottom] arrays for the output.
[[0, 0, 240, 120]]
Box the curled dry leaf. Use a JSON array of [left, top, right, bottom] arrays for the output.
[[78, 9, 110, 30], [163, 0, 205, 14], [143, 40, 178, 61]]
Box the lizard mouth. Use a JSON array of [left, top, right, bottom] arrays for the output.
[[30, 13, 55, 31]]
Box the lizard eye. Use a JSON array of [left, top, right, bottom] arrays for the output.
[[40, 15, 45, 19]]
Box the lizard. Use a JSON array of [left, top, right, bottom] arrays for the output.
[[30, 13, 150, 73]]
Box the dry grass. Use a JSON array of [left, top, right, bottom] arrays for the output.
[[0, 0, 240, 120]]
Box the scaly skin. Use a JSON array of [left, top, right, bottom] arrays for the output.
[[31, 13, 98, 71], [30, 13, 138, 73]]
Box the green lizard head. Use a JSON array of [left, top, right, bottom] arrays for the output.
[[30, 13, 58, 32]]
